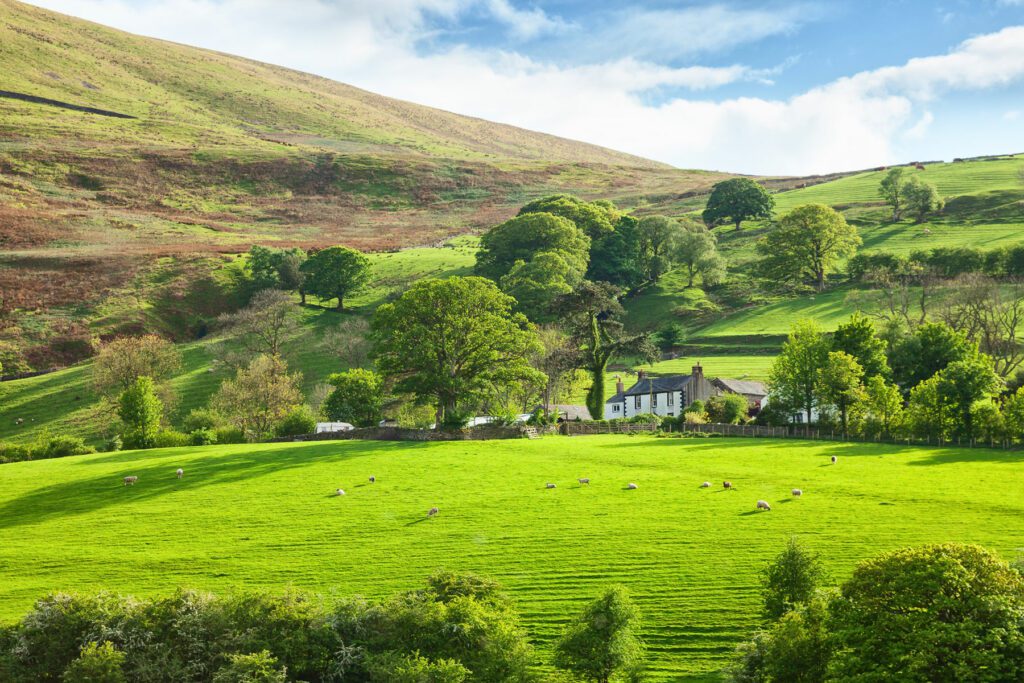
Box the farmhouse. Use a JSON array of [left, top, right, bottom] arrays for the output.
[[710, 377, 768, 414], [604, 364, 715, 419]]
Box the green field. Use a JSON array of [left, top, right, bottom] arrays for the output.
[[2, 436, 1022, 680]]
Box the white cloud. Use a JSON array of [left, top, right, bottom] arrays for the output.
[[22, 2, 1024, 174], [1005, 110, 1021, 121]]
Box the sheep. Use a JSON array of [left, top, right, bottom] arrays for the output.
[[123, 476, 138, 486], [369, 476, 376, 484], [427, 506, 439, 517], [723, 481, 732, 489], [700, 482, 711, 488], [757, 500, 771, 511], [578, 478, 590, 485], [792, 488, 803, 497], [336, 488, 346, 496], [176, 468, 184, 479], [831, 455, 837, 464], [627, 482, 638, 490], [546, 483, 556, 489]]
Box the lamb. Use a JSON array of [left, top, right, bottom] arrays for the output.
[[336, 488, 346, 496], [792, 488, 803, 497], [369, 476, 376, 483], [700, 482, 711, 488], [831, 455, 837, 464], [627, 483, 638, 490], [546, 483, 556, 489], [756, 500, 771, 511], [578, 478, 590, 485], [427, 506, 439, 517], [723, 481, 732, 489], [176, 468, 184, 479], [123, 476, 138, 486]]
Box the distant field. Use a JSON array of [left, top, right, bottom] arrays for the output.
[[643, 355, 776, 381], [694, 287, 874, 339], [1, 436, 1022, 680]]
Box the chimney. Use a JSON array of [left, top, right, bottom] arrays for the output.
[[692, 362, 703, 382], [615, 375, 624, 394], [637, 369, 646, 381]]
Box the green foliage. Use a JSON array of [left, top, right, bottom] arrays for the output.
[[889, 322, 974, 390], [707, 393, 750, 425], [730, 597, 831, 683], [212, 651, 287, 683], [907, 375, 952, 440], [829, 544, 1024, 681], [768, 320, 831, 425], [212, 355, 303, 442], [323, 368, 385, 427], [190, 428, 218, 446], [904, 177, 945, 223], [831, 313, 889, 379], [364, 652, 468, 682], [152, 429, 190, 448], [1005, 387, 1024, 442], [475, 212, 589, 283], [755, 204, 861, 292], [935, 355, 1004, 439], [117, 376, 164, 450], [62, 641, 126, 683], [372, 277, 544, 427], [761, 538, 827, 620], [588, 215, 645, 289], [635, 215, 681, 283], [274, 405, 318, 437], [861, 375, 905, 439], [246, 246, 307, 295], [499, 251, 580, 322], [182, 407, 221, 432], [702, 178, 774, 231], [554, 586, 645, 683], [816, 352, 865, 436], [654, 322, 687, 350], [878, 167, 909, 221], [299, 246, 371, 310], [674, 227, 725, 288], [518, 194, 617, 241]]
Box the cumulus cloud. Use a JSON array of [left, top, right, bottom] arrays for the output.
[[23, 1, 1024, 174]]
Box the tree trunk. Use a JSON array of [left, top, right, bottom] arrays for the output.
[[816, 269, 825, 292], [299, 289, 306, 305], [336, 296, 345, 311], [734, 218, 742, 231]]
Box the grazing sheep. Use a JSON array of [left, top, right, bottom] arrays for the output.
[[123, 476, 138, 486], [578, 478, 590, 485], [176, 468, 184, 479], [700, 481, 711, 488], [546, 483, 556, 489], [792, 488, 803, 497], [427, 506, 439, 517], [723, 481, 732, 489], [336, 488, 345, 496], [831, 456, 837, 464], [757, 500, 771, 511], [369, 475, 376, 483], [627, 482, 638, 490]]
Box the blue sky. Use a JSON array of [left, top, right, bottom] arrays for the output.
[[28, 0, 1024, 174]]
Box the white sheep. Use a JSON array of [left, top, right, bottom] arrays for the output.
[[369, 476, 376, 483], [723, 481, 732, 489], [831, 455, 837, 464], [792, 488, 803, 497], [123, 476, 138, 486], [757, 500, 771, 511], [336, 488, 346, 496], [700, 481, 711, 488], [427, 506, 439, 517], [176, 468, 184, 479], [627, 482, 638, 490], [546, 483, 556, 489], [578, 478, 590, 485]]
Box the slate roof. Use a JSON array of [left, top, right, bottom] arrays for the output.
[[713, 377, 768, 397], [606, 375, 693, 402]]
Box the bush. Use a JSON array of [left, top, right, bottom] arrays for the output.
[[190, 428, 218, 446], [364, 652, 468, 683], [683, 410, 709, 425], [1, 436, 97, 463], [152, 430, 190, 448], [761, 538, 826, 620], [215, 427, 247, 444], [0, 442, 32, 464], [275, 405, 317, 437], [707, 393, 750, 424], [554, 586, 645, 683], [62, 641, 126, 683], [212, 651, 287, 683], [182, 407, 221, 432], [323, 368, 385, 428], [103, 435, 122, 453]]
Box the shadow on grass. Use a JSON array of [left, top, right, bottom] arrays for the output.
[[0, 440, 426, 531]]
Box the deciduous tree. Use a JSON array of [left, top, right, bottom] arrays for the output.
[[323, 368, 384, 427], [554, 586, 645, 683], [768, 320, 831, 427], [862, 375, 904, 439], [213, 354, 303, 441], [761, 538, 827, 620], [935, 355, 1004, 439], [518, 194, 617, 240], [904, 177, 944, 223], [756, 204, 861, 292], [831, 313, 889, 379], [816, 351, 865, 437], [92, 335, 181, 403], [889, 322, 974, 391], [674, 227, 726, 288], [299, 246, 371, 311], [475, 212, 589, 284], [878, 167, 909, 221], [702, 178, 774, 231], [215, 289, 298, 365]]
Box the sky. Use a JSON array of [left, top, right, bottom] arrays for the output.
[[24, 0, 1024, 174]]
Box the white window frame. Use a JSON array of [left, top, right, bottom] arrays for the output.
[[635, 395, 642, 410]]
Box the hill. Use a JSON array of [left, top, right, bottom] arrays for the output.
[[0, 0, 727, 368], [1, 436, 1022, 680]]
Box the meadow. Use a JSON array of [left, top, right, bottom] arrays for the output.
[[1, 435, 1022, 680]]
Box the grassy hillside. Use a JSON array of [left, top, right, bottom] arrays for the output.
[[1, 436, 1022, 680]]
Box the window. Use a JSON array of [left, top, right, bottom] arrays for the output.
[[667, 392, 674, 406], [613, 404, 620, 413], [635, 395, 642, 410]]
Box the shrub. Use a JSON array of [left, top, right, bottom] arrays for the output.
[[182, 407, 221, 432], [211, 651, 287, 683], [275, 405, 317, 437], [103, 435, 122, 453], [117, 376, 163, 449], [707, 393, 750, 424], [761, 538, 826, 620], [0, 442, 32, 464], [729, 597, 831, 683], [364, 652, 468, 683], [215, 427, 247, 444], [152, 430, 190, 448], [554, 586, 645, 683], [62, 641, 126, 683], [683, 410, 709, 425], [323, 369, 385, 428], [190, 428, 218, 446]]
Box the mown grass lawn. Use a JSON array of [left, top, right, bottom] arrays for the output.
[[1, 436, 1022, 680]]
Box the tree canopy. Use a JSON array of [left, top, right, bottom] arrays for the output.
[[756, 203, 861, 291], [674, 227, 725, 288], [768, 319, 831, 426], [702, 177, 774, 231], [904, 177, 945, 223], [474, 212, 589, 283], [518, 194, 617, 240], [323, 368, 385, 428], [878, 167, 909, 221], [554, 586, 645, 683], [889, 322, 975, 390], [299, 246, 371, 311]]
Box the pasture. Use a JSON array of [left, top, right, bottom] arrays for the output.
[[1, 436, 1022, 680]]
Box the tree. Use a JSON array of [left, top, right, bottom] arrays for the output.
[[816, 351, 865, 437], [588, 215, 645, 289], [907, 375, 952, 440], [862, 375, 904, 439], [761, 538, 827, 620], [889, 322, 974, 391], [878, 167, 909, 221], [674, 228, 726, 288], [499, 251, 579, 322], [299, 246, 371, 311], [554, 586, 645, 683], [320, 316, 372, 369], [935, 355, 1004, 439], [532, 325, 583, 414], [215, 289, 298, 365], [635, 215, 680, 283], [768, 320, 831, 427], [323, 368, 384, 427], [92, 335, 181, 401], [518, 194, 617, 240], [474, 212, 589, 283], [247, 245, 284, 292], [904, 177, 944, 223], [730, 598, 831, 683], [62, 641, 126, 683], [213, 355, 303, 441], [756, 204, 861, 292], [371, 277, 544, 428], [828, 544, 1024, 682], [117, 376, 163, 450], [276, 249, 307, 299], [939, 275, 1024, 378], [831, 313, 889, 379], [552, 282, 657, 421], [702, 178, 774, 231], [212, 651, 287, 683], [1004, 387, 1024, 444], [364, 652, 468, 683], [706, 393, 750, 424]]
